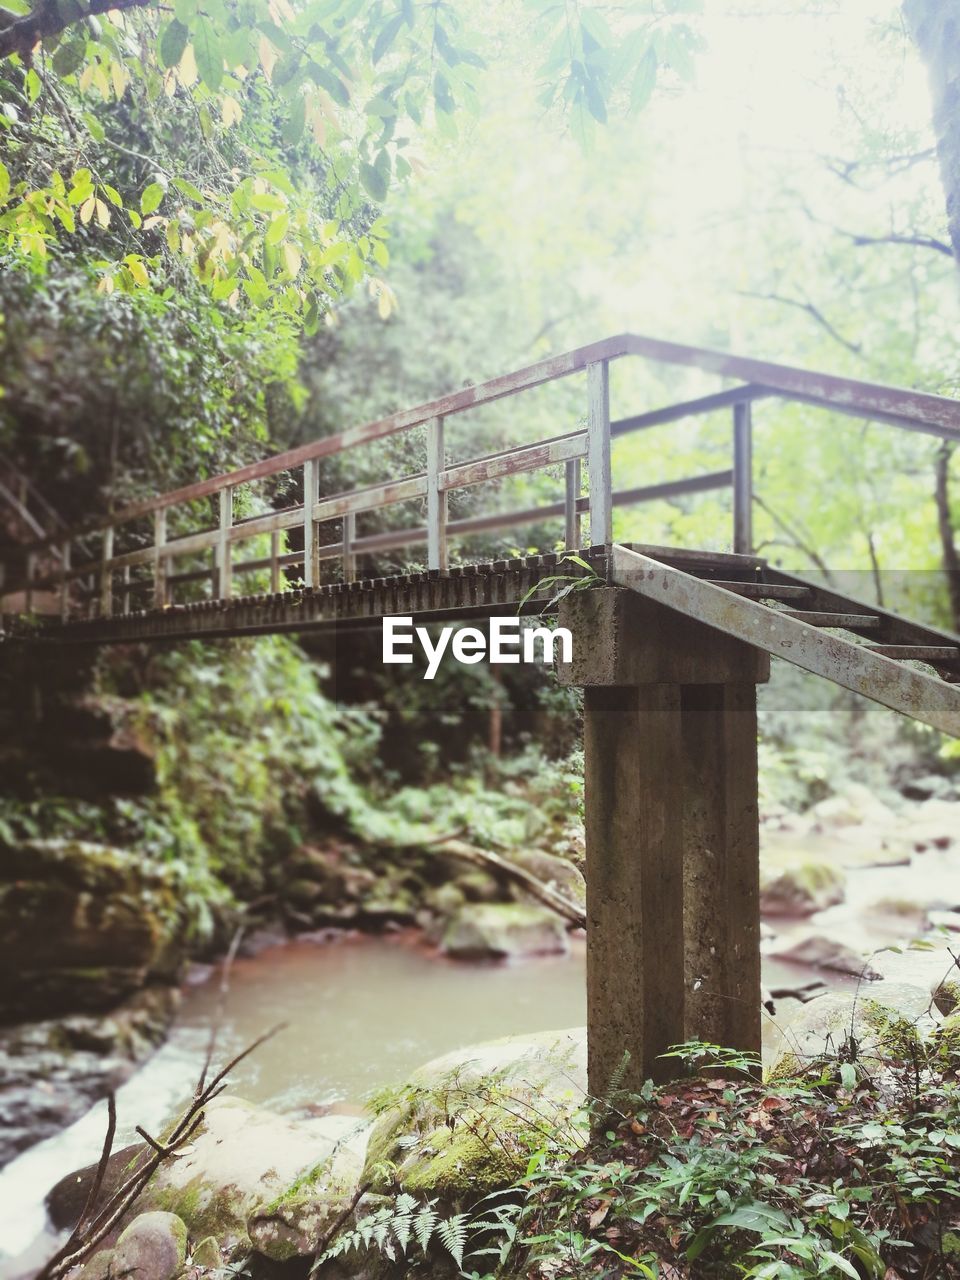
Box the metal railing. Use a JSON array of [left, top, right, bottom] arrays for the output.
[[6, 332, 960, 623]]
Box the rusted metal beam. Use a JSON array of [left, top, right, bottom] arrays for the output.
[[610, 385, 770, 437], [620, 334, 960, 441], [610, 544, 960, 737]]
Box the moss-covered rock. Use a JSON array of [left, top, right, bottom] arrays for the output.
[[441, 903, 569, 959], [769, 982, 941, 1079], [247, 1128, 368, 1260], [363, 1027, 586, 1206], [759, 860, 845, 917], [111, 1210, 187, 1280], [0, 839, 187, 1020], [133, 1097, 371, 1257]]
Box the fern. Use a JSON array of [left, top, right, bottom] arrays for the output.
[[319, 1195, 480, 1272], [436, 1213, 469, 1269]]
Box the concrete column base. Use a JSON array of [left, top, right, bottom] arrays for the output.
[[559, 588, 768, 1097]]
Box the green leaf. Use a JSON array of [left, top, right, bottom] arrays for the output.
[[281, 95, 306, 145], [193, 16, 224, 91], [172, 176, 204, 203], [839, 1062, 857, 1090], [52, 38, 87, 77], [820, 1251, 860, 1279], [141, 182, 166, 214], [0, 161, 9, 204], [159, 18, 189, 69], [265, 212, 289, 245], [308, 64, 350, 105], [373, 13, 404, 63], [630, 49, 657, 114], [359, 162, 388, 202], [25, 67, 42, 103]]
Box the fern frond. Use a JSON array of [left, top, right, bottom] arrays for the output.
[[437, 1213, 469, 1268], [414, 1201, 439, 1252]]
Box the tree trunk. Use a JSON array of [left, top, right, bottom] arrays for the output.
[[904, 0, 960, 265]]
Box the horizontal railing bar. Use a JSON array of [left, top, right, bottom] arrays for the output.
[[441, 434, 587, 491], [611, 386, 769, 437], [159, 468, 734, 583], [621, 334, 960, 441]]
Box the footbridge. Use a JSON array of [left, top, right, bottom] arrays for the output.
[[3, 332, 959, 1092]]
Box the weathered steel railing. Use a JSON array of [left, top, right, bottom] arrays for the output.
[[6, 332, 960, 622]]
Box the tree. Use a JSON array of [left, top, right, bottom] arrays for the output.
[[0, 0, 695, 324]]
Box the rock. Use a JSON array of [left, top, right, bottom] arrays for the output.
[[453, 869, 501, 903], [506, 849, 587, 910], [441, 903, 569, 959], [870, 945, 960, 1019], [364, 1027, 586, 1205], [132, 1097, 371, 1256], [247, 1127, 368, 1260], [1, 987, 178, 1167], [770, 984, 940, 1077], [901, 774, 955, 802], [112, 1211, 187, 1280], [759, 861, 845, 917], [190, 1236, 222, 1268], [770, 933, 880, 979], [810, 785, 899, 830], [79, 1248, 118, 1280], [48, 1143, 148, 1229], [864, 898, 928, 936], [0, 839, 186, 1020]]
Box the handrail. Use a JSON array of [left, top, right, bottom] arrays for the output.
[[6, 330, 960, 624]]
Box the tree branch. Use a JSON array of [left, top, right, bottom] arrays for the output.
[[738, 289, 862, 357], [0, 0, 154, 62], [848, 231, 954, 257]]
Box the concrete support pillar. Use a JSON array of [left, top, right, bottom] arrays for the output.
[[559, 588, 768, 1097]]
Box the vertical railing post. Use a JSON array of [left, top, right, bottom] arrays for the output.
[[426, 416, 447, 571], [60, 538, 70, 622], [565, 458, 582, 550], [24, 551, 35, 615], [153, 508, 167, 609], [100, 525, 114, 616], [733, 401, 753, 555], [122, 564, 131, 615], [217, 486, 233, 600], [270, 531, 281, 593], [587, 361, 612, 546], [343, 511, 356, 581], [302, 459, 318, 588]]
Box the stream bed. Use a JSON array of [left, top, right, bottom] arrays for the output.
[[7, 807, 960, 1276], [0, 929, 838, 1268]]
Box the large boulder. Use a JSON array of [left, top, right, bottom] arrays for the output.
[[0, 839, 186, 1020], [133, 1097, 371, 1257], [759, 860, 845, 917], [363, 1027, 587, 1205], [770, 981, 942, 1078], [441, 903, 569, 959]]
